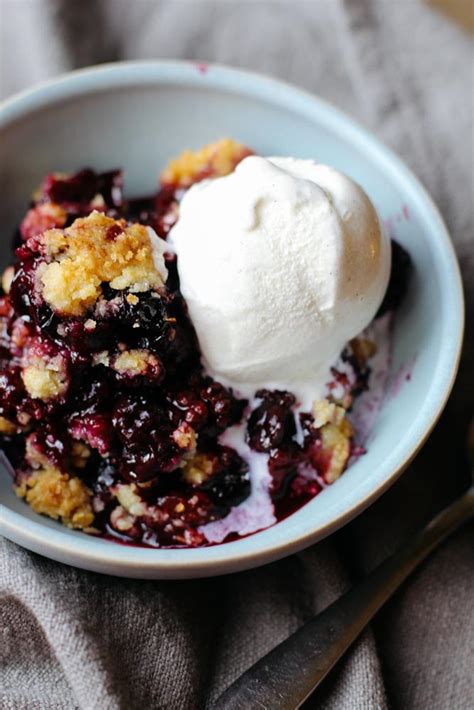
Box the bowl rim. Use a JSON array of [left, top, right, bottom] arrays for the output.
[[0, 60, 464, 578]]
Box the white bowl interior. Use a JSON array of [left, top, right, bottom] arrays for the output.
[[0, 63, 463, 578]]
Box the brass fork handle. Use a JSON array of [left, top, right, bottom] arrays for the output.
[[213, 489, 474, 710]]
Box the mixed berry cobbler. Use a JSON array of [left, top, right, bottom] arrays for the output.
[[0, 139, 410, 547]]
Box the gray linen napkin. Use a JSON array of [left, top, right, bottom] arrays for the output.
[[1, 1, 473, 708]]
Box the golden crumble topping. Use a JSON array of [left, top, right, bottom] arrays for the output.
[[2, 266, 14, 294], [183, 452, 215, 485], [0, 416, 17, 435], [160, 138, 252, 188], [312, 398, 346, 429], [115, 483, 147, 517], [172, 424, 197, 453], [21, 354, 68, 400], [38, 212, 165, 316], [71, 442, 91, 469], [110, 506, 135, 532], [93, 351, 110, 367], [113, 349, 161, 376], [320, 419, 353, 484], [15, 465, 94, 529]]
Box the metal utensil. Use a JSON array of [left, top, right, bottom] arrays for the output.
[[213, 420, 474, 710]]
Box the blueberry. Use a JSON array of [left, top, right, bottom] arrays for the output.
[[199, 447, 250, 514]]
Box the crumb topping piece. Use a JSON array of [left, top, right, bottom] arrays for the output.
[[110, 484, 147, 532], [71, 442, 92, 469], [160, 138, 252, 188], [112, 349, 161, 378], [319, 419, 353, 484], [0, 416, 17, 434], [115, 483, 147, 517], [2, 266, 15, 295], [15, 466, 94, 529], [183, 452, 215, 485], [172, 423, 197, 453], [38, 212, 166, 316], [312, 398, 346, 429], [21, 354, 68, 400]]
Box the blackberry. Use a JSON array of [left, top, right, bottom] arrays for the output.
[[43, 169, 124, 211], [268, 444, 302, 499], [112, 393, 167, 445], [246, 389, 296, 452], [201, 381, 247, 433]]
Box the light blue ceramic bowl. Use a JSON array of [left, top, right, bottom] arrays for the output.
[[0, 61, 464, 578]]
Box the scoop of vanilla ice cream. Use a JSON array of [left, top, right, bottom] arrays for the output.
[[169, 156, 391, 406]]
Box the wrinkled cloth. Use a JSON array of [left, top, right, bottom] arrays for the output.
[[1, 1, 473, 708]]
